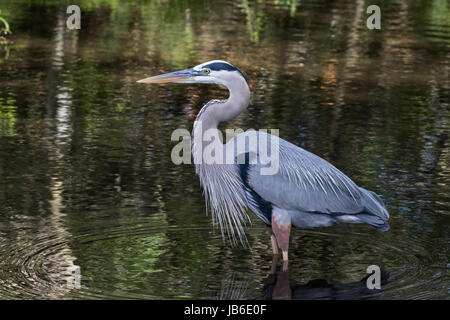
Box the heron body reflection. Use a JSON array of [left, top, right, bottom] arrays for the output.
[[138, 60, 390, 263], [257, 258, 390, 300]]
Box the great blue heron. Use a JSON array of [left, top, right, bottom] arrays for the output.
[[137, 60, 390, 263]]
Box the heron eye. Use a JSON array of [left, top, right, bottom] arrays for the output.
[[204, 68, 211, 74]]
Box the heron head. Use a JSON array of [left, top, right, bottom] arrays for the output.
[[137, 60, 248, 87]]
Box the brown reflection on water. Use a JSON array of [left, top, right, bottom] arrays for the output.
[[0, 0, 448, 299]]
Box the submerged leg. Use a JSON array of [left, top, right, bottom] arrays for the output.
[[273, 265, 291, 299], [266, 226, 279, 256], [271, 209, 291, 262], [264, 254, 279, 287]]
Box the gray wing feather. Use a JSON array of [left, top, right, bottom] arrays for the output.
[[242, 132, 389, 225]]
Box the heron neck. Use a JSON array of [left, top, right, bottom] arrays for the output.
[[192, 79, 250, 164], [198, 79, 250, 128]]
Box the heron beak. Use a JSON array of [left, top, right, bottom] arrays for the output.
[[137, 68, 197, 84]]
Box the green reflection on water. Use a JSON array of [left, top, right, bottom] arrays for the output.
[[0, 94, 17, 137], [0, 0, 448, 299]]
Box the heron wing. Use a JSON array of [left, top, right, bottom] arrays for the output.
[[230, 131, 389, 227]]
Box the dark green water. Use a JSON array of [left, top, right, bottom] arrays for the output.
[[0, 0, 448, 299]]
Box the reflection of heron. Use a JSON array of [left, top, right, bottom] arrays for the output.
[[138, 60, 390, 264], [210, 257, 389, 300], [213, 273, 250, 300], [257, 257, 390, 300]]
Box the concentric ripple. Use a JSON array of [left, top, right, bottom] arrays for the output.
[[0, 213, 447, 299]]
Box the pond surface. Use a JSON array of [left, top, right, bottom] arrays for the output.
[[0, 0, 448, 299]]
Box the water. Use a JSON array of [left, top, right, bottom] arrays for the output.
[[0, 0, 448, 299]]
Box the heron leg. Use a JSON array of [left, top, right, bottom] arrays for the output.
[[266, 226, 279, 256], [264, 254, 279, 288], [271, 210, 291, 263], [273, 265, 291, 299]]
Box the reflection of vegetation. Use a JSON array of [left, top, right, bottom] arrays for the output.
[[0, 45, 10, 64], [241, 0, 302, 42], [79, 233, 165, 292], [410, 0, 450, 44], [0, 9, 11, 45], [0, 0, 448, 299], [64, 210, 168, 297], [0, 10, 11, 35], [274, 0, 301, 17], [242, 0, 266, 43], [427, 0, 450, 43], [138, 1, 202, 68], [0, 94, 17, 137]]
